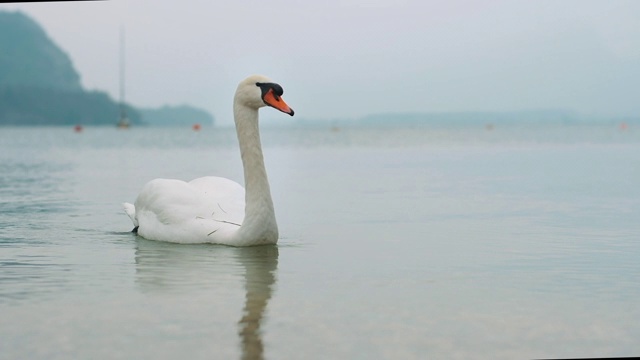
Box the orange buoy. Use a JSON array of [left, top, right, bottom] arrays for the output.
[[192, 123, 201, 131], [74, 125, 83, 133]]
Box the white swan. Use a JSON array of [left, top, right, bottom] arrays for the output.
[[123, 75, 294, 246]]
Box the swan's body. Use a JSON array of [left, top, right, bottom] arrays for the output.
[[123, 75, 294, 246]]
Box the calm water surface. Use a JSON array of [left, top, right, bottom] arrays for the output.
[[1, 124, 639, 359]]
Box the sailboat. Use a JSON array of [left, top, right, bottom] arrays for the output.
[[117, 26, 130, 129]]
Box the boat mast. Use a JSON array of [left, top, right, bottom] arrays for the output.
[[119, 25, 128, 123]]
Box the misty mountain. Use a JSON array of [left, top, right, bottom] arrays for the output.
[[0, 11, 81, 91], [0, 10, 142, 125], [0, 11, 213, 126]]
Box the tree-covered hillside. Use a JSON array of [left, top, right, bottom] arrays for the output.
[[0, 11, 142, 125], [0, 86, 140, 125], [0, 11, 81, 91]]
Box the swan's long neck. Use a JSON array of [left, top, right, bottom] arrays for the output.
[[233, 103, 278, 244]]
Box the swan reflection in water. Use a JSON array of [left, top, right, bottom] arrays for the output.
[[134, 239, 278, 360]]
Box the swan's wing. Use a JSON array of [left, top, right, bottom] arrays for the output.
[[188, 176, 245, 224], [133, 177, 245, 243]]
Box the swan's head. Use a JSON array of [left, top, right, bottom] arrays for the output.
[[235, 75, 295, 116]]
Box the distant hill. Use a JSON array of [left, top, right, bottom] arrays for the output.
[[290, 109, 639, 128], [0, 86, 141, 125], [357, 110, 584, 126], [0, 11, 213, 126], [0, 10, 141, 125], [139, 105, 215, 126], [0, 11, 81, 91], [357, 110, 640, 127]]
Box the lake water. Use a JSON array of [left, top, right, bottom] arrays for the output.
[[1, 123, 639, 359]]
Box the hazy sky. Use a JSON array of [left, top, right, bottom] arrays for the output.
[[1, 0, 639, 125]]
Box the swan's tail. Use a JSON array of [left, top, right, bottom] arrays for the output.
[[123, 202, 139, 232]]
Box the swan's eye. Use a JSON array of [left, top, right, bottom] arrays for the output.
[[272, 84, 284, 97]]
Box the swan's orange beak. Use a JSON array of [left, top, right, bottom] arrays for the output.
[[263, 89, 294, 116]]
